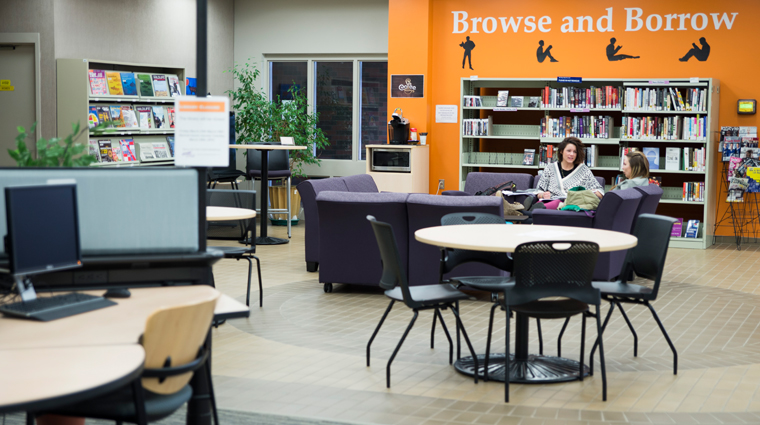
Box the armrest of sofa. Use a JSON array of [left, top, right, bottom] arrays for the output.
[[532, 209, 594, 228], [441, 190, 469, 196]]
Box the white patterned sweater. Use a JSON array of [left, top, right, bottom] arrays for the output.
[[536, 162, 604, 198]]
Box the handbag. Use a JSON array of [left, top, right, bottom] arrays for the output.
[[476, 181, 516, 196], [559, 186, 600, 211]]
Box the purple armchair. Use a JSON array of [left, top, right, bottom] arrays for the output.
[[631, 185, 663, 232], [443, 172, 534, 197], [532, 188, 643, 281], [406, 194, 504, 286], [297, 174, 379, 272]]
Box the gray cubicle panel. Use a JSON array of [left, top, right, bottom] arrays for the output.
[[0, 168, 201, 256]]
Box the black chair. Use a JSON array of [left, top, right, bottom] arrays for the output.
[[246, 149, 293, 238], [208, 113, 246, 189], [206, 189, 263, 307], [45, 297, 219, 425], [496, 241, 606, 402], [366, 215, 480, 388], [581, 213, 679, 375]]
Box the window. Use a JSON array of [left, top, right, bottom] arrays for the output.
[[359, 62, 388, 160], [270, 62, 307, 101], [315, 62, 353, 160]]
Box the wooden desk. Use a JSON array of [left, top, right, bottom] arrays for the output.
[[229, 144, 306, 245], [414, 224, 637, 384], [206, 206, 256, 221]]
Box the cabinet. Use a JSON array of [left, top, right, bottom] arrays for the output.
[[366, 144, 429, 193], [459, 78, 720, 249], [56, 58, 185, 167]]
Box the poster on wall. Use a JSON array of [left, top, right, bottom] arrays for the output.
[[391, 75, 424, 98]]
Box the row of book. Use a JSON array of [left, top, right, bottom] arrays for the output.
[[621, 146, 705, 171], [669, 218, 699, 238], [537, 144, 554, 167], [89, 69, 182, 98], [89, 138, 174, 163], [541, 85, 622, 109], [540, 115, 614, 139], [623, 87, 707, 112], [88, 104, 175, 131], [620, 115, 707, 140], [462, 118, 492, 136], [495, 91, 539, 108], [683, 182, 705, 202]]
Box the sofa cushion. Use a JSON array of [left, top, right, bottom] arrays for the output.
[[317, 191, 410, 286], [406, 194, 505, 286]]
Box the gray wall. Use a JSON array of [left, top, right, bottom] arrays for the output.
[[1, 0, 234, 140], [0, 0, 56, 139]]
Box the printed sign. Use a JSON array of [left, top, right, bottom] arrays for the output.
[[174, 96, 229, 167], [391, 75, 424, 98], [557, 77, 582, 83]]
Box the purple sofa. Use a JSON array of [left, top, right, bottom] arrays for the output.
[[314, 189, 503, 290], [297, 174, 379, 272], [532, 188, 643, 281], [631, 185, 663, 232], [443, 172, 534, 197]]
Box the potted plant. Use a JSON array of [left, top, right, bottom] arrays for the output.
[[8, 122, 99, 167], [227, 60, 329, 223]]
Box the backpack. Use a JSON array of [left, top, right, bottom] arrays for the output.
[[475, 181, 516, 196]]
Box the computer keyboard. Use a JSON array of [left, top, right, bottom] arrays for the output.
[[0, 293, 117, 321]]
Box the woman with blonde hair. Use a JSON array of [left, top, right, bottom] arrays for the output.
[[611, 150, 649, 191]]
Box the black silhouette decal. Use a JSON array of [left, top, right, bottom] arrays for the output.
[[460, 36, 475, 70], [536, 40, 558, 63], [606, 38, 639, 61], [679, 37, 710, 62]]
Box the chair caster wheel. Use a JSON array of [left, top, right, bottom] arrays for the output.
[[324, 283, 333, 293], [491, 293, 499, 302]]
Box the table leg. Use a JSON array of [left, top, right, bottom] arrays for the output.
[[187, 330, 214, 425], [256, 149, 288, 245], [453, 312, 589, 383]]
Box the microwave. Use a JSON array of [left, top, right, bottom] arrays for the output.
[[370, 148, 411, 173]]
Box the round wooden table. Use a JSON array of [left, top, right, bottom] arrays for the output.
[[415, 224, 637, 384], [206, 206, 256, 221]]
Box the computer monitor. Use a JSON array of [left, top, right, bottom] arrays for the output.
[[4, 184, 82, 299]]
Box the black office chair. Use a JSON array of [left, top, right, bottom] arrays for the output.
[[206, 189, 263, 307], [366, 215, 480, 388], [246, 149, 292, 238], [579, 214, 679, 376], [496, 241, 606, 402], [45, 297, 219, 425]]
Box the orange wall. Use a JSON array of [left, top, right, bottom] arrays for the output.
[[389, 0, 760, 236]]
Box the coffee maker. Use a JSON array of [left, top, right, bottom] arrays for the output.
[[387, 107, 410, 144]]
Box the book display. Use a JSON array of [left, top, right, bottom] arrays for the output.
[[57, 59, 185, 167], [460, 77, 720, 248]]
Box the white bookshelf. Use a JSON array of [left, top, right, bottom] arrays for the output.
[[459, 77, 720, 249]]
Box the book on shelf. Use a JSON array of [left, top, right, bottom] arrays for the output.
[[462, 116, 492, 137], [671, 218, 683, 237], [523, 149, 535, 165], [96, 106, 112, 126], [541, 115, 613, 139], [584, 145, 598, 167], [98, 139, 114, 162], [186, 77, 197, 95], [121, 105, 139, 128], [685, 219, 700, 238], [138, 142, 155, 161], [152, 106, 167, 129], [88, 106, 99, 129], [528, 96, 540, 108], [88, 139, 99, 158], [665, 147, 680, 171], [120, 73, 138, 96], [614, 174, 625, 186], [682, 182, 705, 201], [166, 107, 176, 128], [166, 136, 175, 156], [496, 91, 509, 107], [106, 72, 124, 96], [119, 139, 137, 162], [152, 75, 170, 97], [648, 176, 662, 186], [137, 74, 154, 97], [541, 85, 621, 109], [167, 75, 182, 97], [88, 69, 108, 96], [111, 144, 122, 162], [135, 106, 153, 129], [152, 142, 170, 159], [109, 106, 126, 128], [510, 97, 524, 108], [643, 147, 660, 170], [463, 95, 482, 107]]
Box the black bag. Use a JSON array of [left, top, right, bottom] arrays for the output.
[[475, 181, 516, 196]]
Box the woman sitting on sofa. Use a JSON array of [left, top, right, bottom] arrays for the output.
[[609, 150, 649, 191], [535, 137, 604, 201]]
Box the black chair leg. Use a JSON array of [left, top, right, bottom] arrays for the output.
[[647, 301, 678, 375], [205, 359, 220, 425], [131, 380, 148, 425], [387, 311, 418, 388], [430, 307, 438, 349], [435, 308, 454, 364], [450, 304, 478, 384], [25, 412, 33, 425], [455, 300, 461, 360], [579, 312, 586, 381], [483, 302, 499, 382], [557, 317, 570, 357], [589, 302, 615, 376], [536, 318, 543, 355], [244, 257, 253, 307], [367, 300, 395, 367], [594, 304, 607, 401], [253, 255, 263, 307], [616, 302, 638, 357], [504, 305, 511, 403]]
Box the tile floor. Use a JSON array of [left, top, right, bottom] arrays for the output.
[[209, 223, 760, 425]]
